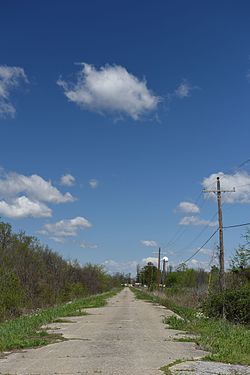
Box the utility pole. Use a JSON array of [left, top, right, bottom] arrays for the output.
[[152, 247, 167, 290], [203, 177, 235, 295]]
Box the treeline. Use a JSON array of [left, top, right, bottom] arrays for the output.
[[0, 221, 122, 322]]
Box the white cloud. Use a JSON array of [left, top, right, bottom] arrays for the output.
[[89, 179, 99, 189], [142, 257, 158, 266], [177, 201, 200, 214], [80, 240, 98, 249], [140, 240, 158, 247], [39, 216, 92, 242], [0, 172, 74, 203], [0, 170, 75, 219], [202, 171, 250, 204], [179, 216, 217, 227], [57, 63, 160, 120], [0, 196, 51, 218], [103, 259, 138, 275], [175, 80, 193, 98], [0, 65, 28, 118], [60, 174, 75, 186]]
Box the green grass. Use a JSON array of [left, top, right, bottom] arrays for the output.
[[0, 289, 121, 352], [131, 287, 250, 366]]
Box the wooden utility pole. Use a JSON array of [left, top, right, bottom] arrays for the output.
[[152, 247, 167, 290], [203, 177, 235, 294]]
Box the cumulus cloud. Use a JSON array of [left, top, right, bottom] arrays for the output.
[[57, 63, 160, 120], [140, 240, 158, 247], [177, 201, 200, 214], [60, 174, 75, 186], [89, 179, 99, 189], [175, 80, 193, 98], [202, 171, 250, 204], [0, 65, 28, 118], [0, 196, 51, 218], [0, 170, 75, 219], [0, 172, 74, 203], [179, 216, 217, 227], [39, 216, 92, 242]]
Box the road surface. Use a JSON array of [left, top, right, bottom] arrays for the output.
[[0, 288, 208, 375]]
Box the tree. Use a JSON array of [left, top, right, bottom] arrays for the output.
[[140, 262, 158, 288], [230, 229, 250, 271]]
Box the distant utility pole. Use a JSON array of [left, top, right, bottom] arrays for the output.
[[203, 177, 235, 294], [152, 247, 167, 290]]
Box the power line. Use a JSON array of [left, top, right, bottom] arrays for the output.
[[176, 221, 250, 267], [180, 228, 219, 265], [223, 222, 250, 229]]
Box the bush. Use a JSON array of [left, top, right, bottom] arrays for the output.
[[0, 268, 25, 320], [203, 287, 250, 324]]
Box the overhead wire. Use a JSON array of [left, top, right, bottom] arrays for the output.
[[166, 157, 250, 266], [179, 228, 219, 266]]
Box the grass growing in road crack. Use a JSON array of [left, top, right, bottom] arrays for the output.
[[131, 288, 250, 366], [0, 289, 121, 352]]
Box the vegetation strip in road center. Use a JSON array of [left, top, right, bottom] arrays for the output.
[[131, 287, 250, 366], [0, 288, 121, 353]]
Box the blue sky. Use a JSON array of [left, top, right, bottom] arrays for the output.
[[1, 0, 250, 275]]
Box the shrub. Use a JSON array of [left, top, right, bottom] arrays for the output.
[[203, 286, 250, 324], [0, 268, 25, 320]]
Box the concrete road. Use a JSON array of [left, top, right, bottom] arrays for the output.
[[0, 288, 208, 375]]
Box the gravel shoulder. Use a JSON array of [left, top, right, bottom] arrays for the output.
[[0, 288, 247, 375]]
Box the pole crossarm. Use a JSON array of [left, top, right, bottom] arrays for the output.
[[203, 188, 235, 193]]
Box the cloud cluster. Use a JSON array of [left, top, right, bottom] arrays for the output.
[[39, 216, 92, 242], [202, 171, 250, 204], [0, 171, 74, 218], [57, 63, 160, 120], [60, 174, 75, 186], [140, 240, 158, 247], [179, 215, 217, 227], [0, 65, 28, 118], [177, 201, 200, 214]]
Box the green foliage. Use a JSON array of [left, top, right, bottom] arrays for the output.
[[230, 228, 250, 271], [0, 221, 121, 321], [165, 268, 208, 288], [0, 268, 25, 320], [139, 263, 158, 288], [203, 287, 250, 324]]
